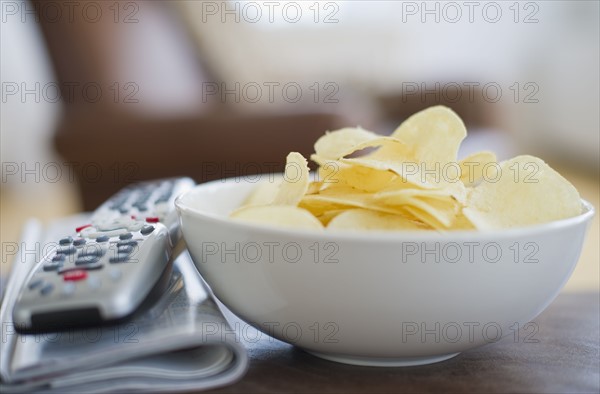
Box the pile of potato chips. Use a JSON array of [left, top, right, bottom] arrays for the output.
[[231, 106, 582, 231]]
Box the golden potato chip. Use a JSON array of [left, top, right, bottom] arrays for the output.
[[300, 186, 410, 217], [339, 106, 466, 189], [376, 192, 458, 229], [306, 181, 323, 195], [231, 205, 324, 230], [390, 105, 467, 167], [377, 181, 467, 204], [312, 155, 399, 192], [272, 152, 309, 206], [313, 127, 407, 160], [459, 151, 497, 186], [243, 178, 282, 206], [327, 209, 429, 231], [463, 155, 582, 229], [315, 209, 346, 226], [341, 154, 437, 189], [452, 211, 477, 231], [342, 145, 464, 190]]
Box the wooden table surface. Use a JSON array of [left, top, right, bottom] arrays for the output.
[[211, 292, 599, 394]]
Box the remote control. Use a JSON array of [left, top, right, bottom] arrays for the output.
[[12, 177, 195, 334]]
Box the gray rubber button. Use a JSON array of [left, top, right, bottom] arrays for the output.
[[28, 278, 44, 290], [52, 254, 66, 262], [117, 240, 137, 247], [109, 254, 130, 263], [75, 255, 100, 265], [119, 232, 133, 240], [40, 283, 54, 296], [59, 237, 73, 245], [57, 246, 77, 255], [43, 262, 62, 271], [140, 225, 155, 235]]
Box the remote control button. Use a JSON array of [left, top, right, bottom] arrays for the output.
[[52, 254, 66, 262], [137, 205, 148, 212], [140, 225, 155, 235], [119, 207, 129, 214], [62, 282, 76, 295], [109, 268, 122, 281], [60, 263, 103, 273], [117, 240, 137, 247], [96, 235, 110, 243], [63, 270, 87, 281], [116, 245, 134, 255], [57, 246, 77, 255], [73, 238, 86, 246], [40, 283, 54, 296], [43, 261, 62, 271], [59, 236, 73, 245], [75, 255, 100, 265], [109, 254, 130, 263], [78, 246, 105, 258], [146, 217, 159, 223], [28, 278, 44, 290], [88, 277, 101, 290], [88, 228, 128, 238], [119, 232, 133, 240], [75, 224, 92, 233]]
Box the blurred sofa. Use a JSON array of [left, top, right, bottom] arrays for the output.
[[32, 0, 354, 209]]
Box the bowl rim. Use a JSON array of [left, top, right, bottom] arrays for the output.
[[175, 177, 595, 243]]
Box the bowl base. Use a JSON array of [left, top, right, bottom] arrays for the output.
[[305, 350, 460, 367]]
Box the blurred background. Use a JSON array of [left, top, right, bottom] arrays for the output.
[[1, 0, 598, 290]]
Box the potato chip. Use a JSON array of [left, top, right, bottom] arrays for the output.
[[300, 186, 413, 217], [390, 105, 467, 167], [315, 209, 346, 226], [459, 151, 497, 186], [299, 186, 378, 215], [313, 127, 406, 160], [377, 181, 467, 204], [327, 209, 429, 231], [306, 181, 323, 195], [341, 154, 437, 189], [376, 192, 458, 229], [242, 178, 282, 206], [231, 205, 324, 230], [452, 211, 477, 231], [463, 155, 582, 229], [342, 145, 461, 190], [272, 152, 309, 206], [312, 155, 399, 192], [339, 106, 466, 189]]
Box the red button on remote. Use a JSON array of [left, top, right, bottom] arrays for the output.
[[75, 224, 92, 233], [63, 270, 87, 281], [146, 217, 159, 223]]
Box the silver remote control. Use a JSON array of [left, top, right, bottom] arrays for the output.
[[12, 177, 195, 334]]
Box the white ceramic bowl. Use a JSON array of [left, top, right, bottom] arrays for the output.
[[176, 177, 594, 366]]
